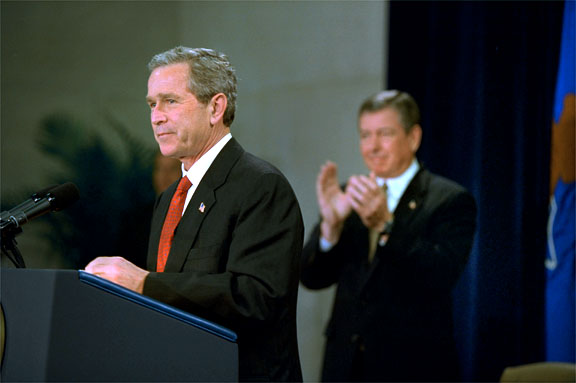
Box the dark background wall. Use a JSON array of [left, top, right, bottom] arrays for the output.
[[388, 1, 565, 380]]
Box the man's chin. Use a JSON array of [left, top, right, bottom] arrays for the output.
[[158, 145, 178, 158], [368, 164, 389, 177]]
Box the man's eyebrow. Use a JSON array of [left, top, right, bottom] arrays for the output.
[[146, 93, 179, 103]]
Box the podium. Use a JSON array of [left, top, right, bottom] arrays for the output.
[[0, 269, 238, 382]]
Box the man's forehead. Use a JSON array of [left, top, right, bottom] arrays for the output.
[[147, 68, 192, 100], [359, 109, 401, 127]]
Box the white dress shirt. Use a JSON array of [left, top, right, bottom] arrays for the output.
[[180, 133, 232, 214]]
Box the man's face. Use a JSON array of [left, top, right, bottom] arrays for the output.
[[358, 107, 421, 178], [146, 63, 212, 163]]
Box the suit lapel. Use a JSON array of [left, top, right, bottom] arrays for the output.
[[163, 138, 244, 272], [392, 168, 430, 228]]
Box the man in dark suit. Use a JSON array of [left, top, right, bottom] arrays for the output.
[[300, 90, 477, 382], [86, 47, 304, 382]]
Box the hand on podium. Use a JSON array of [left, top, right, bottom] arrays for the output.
[[85, 257, 149, 294]]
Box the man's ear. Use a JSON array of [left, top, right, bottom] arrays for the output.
[[209, 93, 228, 126], [409, 124, 422, 152]]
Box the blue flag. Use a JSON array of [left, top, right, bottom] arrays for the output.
[[545, 0, 575, 363]]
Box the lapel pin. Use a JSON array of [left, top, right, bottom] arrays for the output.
[[199, 202, 206, 213], [409, 200, 417, 210]]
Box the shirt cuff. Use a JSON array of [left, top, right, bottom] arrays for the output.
[[319, 236, 335, 252]]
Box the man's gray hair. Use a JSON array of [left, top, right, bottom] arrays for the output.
[[148, 46, 237, 127], [358, 90, 421, 133]]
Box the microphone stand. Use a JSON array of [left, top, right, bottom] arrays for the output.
[[1, 225, 26, 268]]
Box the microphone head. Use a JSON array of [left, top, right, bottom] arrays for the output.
[[31, 184, 59, 200], [47, 182, 80, 211], [3, 184, 60, 214]]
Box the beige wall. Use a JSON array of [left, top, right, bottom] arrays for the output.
[[1, 1, 386, 380]]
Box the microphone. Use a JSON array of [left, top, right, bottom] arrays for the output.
[[0, 184, 58, 221], [0, 182, 80, 231]]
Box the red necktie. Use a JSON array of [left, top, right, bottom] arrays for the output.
[[157, 176, 192, 272]]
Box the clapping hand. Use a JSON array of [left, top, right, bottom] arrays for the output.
[[346, 172, 391, 232], [316, 161, 352, 243]]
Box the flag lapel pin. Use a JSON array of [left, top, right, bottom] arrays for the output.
[[199, 202, 206, 213]]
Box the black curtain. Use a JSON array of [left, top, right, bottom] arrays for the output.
[[387, 1, 564, 381]]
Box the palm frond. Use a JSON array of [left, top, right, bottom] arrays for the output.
[[6, 113, 157, 268]]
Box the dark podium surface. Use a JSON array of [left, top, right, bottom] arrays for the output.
[[0, 269, 238, 382]]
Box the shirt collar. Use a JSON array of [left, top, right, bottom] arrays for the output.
[[376, 158, 420, 200], [181, 133, 232, 187]]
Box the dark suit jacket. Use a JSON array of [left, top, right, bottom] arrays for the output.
[[301, 167, 477, 382], [144, 138, 304, 382]]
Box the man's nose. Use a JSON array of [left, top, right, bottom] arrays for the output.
[[151, 106, 167, 125], [368, 136, 382, 152]]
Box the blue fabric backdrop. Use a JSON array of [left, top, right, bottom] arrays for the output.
[[387, 1, 565, 381]]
